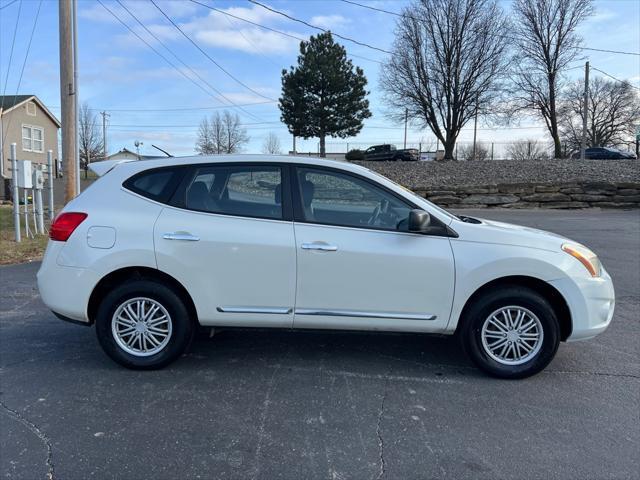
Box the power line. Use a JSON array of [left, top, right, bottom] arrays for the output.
[[96, 1, 224, 105], [2, 0, 43, 148], [149, 0, 277, 102], [96, 0, 263, 123], [340, 0, 640, 57], [87, 121, 284, 128], [248, 0, 392, 55], [114, 0, 264, 122], [219, 6, 282, 68], [591, 66, 640, 91], [49, 100, 277, 113], [1, 0, 22, 110], [96, 122, 546, 131], [0, 0, 18, 10], [188, 0, 383, 65]]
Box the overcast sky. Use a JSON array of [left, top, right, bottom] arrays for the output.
[[1, 0, 638, 157]]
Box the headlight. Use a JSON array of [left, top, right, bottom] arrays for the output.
[[562, 243, 601, 277]]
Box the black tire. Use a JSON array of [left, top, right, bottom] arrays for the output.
[[459, 286, 560, 379], [95, 279, 195, 370]]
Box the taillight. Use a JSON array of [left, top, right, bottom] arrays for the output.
[[49, 212, 88, 241]]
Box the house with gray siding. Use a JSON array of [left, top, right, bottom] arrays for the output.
[[0, 95, 60, 199]]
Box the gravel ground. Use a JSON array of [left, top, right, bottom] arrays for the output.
[[355, 159, 640, 189]]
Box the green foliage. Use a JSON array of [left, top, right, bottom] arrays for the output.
[[279, 32, 371, 155]]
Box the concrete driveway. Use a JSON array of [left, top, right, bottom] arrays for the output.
[[1, 209, 638, 479]]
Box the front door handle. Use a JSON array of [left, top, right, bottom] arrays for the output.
[[301, 242, 338, 252], [163, 232, 200, 241]]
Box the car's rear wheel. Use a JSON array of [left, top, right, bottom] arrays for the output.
[[459, 286, 560, 379], [95, 279, 194, 369]]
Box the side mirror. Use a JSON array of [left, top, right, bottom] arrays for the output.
[[408, 209, 431, 233]]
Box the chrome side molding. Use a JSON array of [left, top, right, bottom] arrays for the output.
[[295, 309, 437, 321], [216, 306, 292, 314]]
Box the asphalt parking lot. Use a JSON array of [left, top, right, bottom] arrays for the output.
[[1, 209, 638, 480]]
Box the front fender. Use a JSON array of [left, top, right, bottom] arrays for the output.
[[446, 241, 575, 332]]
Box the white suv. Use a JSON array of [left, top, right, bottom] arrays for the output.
[[37, 155, 615, 378]]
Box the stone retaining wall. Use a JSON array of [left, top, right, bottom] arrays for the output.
[[413, 181, 640, 209]]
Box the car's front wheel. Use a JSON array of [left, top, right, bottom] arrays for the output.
[[459, 286, 560, 379], [95, 279, 194, 369]]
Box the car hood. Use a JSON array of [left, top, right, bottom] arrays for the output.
[[453, 217, 571, 252]]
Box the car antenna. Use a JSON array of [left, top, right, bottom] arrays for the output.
[[151, 144, 173, 157]]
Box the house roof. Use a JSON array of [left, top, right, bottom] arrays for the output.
[[0, 95, 61, 127], [106, 147, 157, 161]]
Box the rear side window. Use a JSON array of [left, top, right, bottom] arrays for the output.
[[123, 167, 184, 203], [178, 165, 283, 220]]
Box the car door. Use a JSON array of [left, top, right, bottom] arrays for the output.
[[154, 163, 296, 328], [364, 146, 376, 161], [291, 165, 455, 333]]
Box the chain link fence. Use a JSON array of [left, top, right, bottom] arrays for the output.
[[301, 139, 636, 160]]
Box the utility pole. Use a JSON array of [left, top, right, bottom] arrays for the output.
[[580, 61, 590, 161], [100, 111, 109, 159], [72, 0, 80, 194], [134, 140, 143, 160], [403, 108, 408, 149], [59, 0, 77, 202], [292, 135, 296, 155], [472, 94, 479, 161]]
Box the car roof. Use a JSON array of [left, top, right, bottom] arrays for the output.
[[90, 154, 372, 177]]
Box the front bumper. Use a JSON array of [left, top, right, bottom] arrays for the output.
[[549, 268, 615, 342]]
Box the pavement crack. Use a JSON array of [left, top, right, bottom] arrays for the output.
[[252, 362, 282, 480], [0, 399, 55, 479], [374, 381, 388, 480], [545, 370, 639, 380]]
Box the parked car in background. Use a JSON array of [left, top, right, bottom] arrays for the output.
[[38, 155, 615, 378], [571, 147, 637, 159], [364, 144, 419, 161]]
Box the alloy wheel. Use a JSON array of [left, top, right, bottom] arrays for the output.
[[480, 306, 544, 366], [111, 297, 173, 357]]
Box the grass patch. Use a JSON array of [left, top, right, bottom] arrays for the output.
[[0, 204, 50, 265]]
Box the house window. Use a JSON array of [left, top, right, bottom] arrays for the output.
[[22, 125, 44, 153], [26, 101, 36, 116]]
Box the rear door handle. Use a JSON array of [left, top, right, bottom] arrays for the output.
[[301, 242, 338, 252], [163, 232, 200, 241]]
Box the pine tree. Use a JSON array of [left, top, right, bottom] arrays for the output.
[[280, 32, 371, 157]]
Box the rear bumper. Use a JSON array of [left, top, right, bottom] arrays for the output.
[[36, 243, 99, 323], [549, 268, 615, 342]]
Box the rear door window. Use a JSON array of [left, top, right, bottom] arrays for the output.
[[178, 165, 285, 220]]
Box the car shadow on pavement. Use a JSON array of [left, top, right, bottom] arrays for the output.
[[179, 327, 480, 379]]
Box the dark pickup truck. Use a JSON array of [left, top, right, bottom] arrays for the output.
[[364, 144, 419, 161]]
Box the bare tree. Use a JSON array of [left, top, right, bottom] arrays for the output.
[[262, 132, 282, 154], [222, 111, 249, 153], [381, 0, 510, 160], [458, 142, 491, 161], [510, 0, 593, 158], [195, 117, 215, 155], [195, 111, 248, 154], [78, 102, 102, 171], [506, 139, 550, 161], [560, 77, 640, 152]]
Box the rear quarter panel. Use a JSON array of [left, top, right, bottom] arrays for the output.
[[55, 178, 162, 279]]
